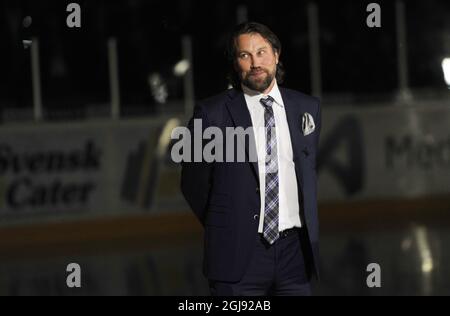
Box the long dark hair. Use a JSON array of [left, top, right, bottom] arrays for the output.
[[226, 22, 285, 89]]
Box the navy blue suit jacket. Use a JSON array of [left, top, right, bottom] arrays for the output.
[[181, 87, 321, 283]]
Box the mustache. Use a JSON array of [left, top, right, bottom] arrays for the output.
[[248, 68, 268, 75]]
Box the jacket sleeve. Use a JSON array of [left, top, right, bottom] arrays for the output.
[[180, 104, 213, 226]]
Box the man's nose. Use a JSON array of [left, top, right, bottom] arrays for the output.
[[251, 59, 262, 69]]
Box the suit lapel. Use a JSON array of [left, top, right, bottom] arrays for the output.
[[225, 89, 260, 184], [280, 88, 308, 188]]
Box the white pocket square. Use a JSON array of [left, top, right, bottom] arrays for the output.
[[302, 112, 316, 136]]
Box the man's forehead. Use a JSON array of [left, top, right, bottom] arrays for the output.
[[236, 34, 270, 50]]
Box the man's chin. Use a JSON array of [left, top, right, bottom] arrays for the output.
[[245, 80, 271, 93]]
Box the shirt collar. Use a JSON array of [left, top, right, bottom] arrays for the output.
[[242, 81, 284, 108]]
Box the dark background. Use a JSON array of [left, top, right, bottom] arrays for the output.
[[2, 0, 449, 116]]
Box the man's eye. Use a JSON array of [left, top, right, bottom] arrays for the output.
[[240, 53, 249, 59]]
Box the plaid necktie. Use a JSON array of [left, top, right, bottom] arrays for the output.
[[260, 96, 279, 245]]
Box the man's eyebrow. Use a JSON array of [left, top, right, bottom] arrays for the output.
[[237, 46, 269, 54]]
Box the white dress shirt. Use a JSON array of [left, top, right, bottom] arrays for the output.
[[242, 81, 302, 233]]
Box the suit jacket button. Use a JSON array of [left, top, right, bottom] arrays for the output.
[[254, 214, 259, 220]]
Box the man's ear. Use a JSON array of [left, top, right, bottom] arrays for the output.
[[275, 51, 280, 65]]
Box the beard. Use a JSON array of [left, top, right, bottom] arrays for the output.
[[241, 68, 276, 93]]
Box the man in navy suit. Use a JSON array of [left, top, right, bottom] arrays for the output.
[[181, 22, 321, 296]]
